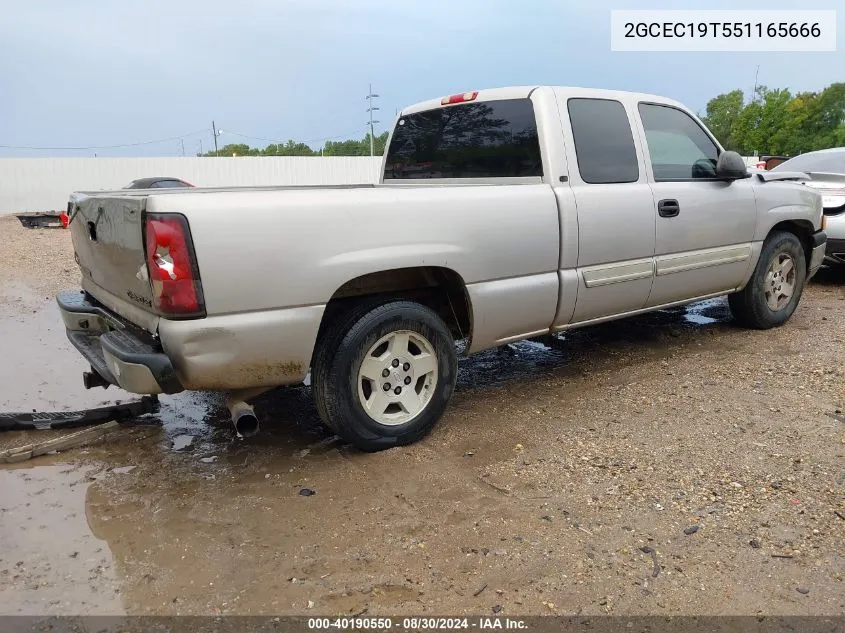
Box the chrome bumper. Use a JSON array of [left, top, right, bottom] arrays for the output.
[[57, 289, 184, 395]]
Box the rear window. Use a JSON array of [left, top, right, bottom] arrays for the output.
[[151, 180, 191, 188], [384, 98, 543, 179]]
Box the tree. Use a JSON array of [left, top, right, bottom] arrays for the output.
[[804, 82, 845, 150], [755, 88, 793, 155], [262, 140, 317, 156], [702, 82, 845, 156], [197, 84, 844, 161], [203, 143, 259, 157], [703, 89, 744, 151]]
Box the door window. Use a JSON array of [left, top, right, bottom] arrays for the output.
[[638, 103, 720, 180]]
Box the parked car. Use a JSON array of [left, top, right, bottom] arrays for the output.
[[123, 177, 193, 189], [771, 148, 845, 266], [58, 86, 826, 451], [756, 155, 792, 171]]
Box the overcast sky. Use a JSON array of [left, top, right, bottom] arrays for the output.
[[0, 0, 842, 157]]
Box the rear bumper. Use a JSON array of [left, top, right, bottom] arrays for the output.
[[808, 230, 827, 278], [57, 290, 184, 395]]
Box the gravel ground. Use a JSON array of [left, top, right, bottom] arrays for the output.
[[0, 215, 80, 306], [0, 219, 842, 617]]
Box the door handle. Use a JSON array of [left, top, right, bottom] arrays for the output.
[[658, 199, 680, 218]]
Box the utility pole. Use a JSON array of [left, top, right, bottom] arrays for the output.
[[212, 120, 219, 156], [751, 65, 760, 103], [180, 138, 185, 156], [198, 140, 203, 156], [366, 84, 380, 157]]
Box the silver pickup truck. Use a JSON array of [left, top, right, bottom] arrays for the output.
[[58, 86, 827, 451]]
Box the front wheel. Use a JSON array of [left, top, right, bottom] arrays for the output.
[[728, 231, 807, 329], [312, 300, 457, 452]]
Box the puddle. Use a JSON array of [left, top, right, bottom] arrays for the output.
[[0, 296, 228, 451], [0, 300, 132, 413], [170, 434, 195, 452], [0, 464, 124, 615], [681, 297, 728, 325], [0, 290, 734, 458]]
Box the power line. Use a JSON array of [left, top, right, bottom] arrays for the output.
[[0, 129, 208, 151]]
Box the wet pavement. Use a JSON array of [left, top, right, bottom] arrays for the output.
[[0, 463, 122, 615], [1, 267, 843, 616]]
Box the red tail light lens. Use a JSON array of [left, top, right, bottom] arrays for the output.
[[144, 213, 205, 318], [441, 91, 478, 106]]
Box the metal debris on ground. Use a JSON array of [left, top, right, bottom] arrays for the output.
[[0, 421, 120, 463], [15, 212, 66, 229], [0, 396, 159, 432]]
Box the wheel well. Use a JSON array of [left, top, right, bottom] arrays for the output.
[[769, 220, 815, 270], [316, 266, 473, 345]]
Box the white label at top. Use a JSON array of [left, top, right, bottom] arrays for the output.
[[610, 10, 837, 52]]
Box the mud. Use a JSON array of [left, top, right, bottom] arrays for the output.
[[0, 219, 843, 617]]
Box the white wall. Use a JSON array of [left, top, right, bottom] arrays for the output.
[[1, 155, 761, 214], [0, 157, 383, 214]]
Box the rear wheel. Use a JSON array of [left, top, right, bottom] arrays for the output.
[[312, 300, 457, 451], [728, 231, 807, 329]]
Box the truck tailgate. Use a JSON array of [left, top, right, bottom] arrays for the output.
[[69, 195, 159, 333]]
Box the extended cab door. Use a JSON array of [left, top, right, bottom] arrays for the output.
[[634, 102, 757, 307], [553, 92, 656, 325]]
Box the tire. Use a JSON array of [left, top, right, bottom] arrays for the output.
[[728, 231, 807, 329], [312, 300, 457, 452]]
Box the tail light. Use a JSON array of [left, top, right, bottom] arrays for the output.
[[144, 213, 205, 318]]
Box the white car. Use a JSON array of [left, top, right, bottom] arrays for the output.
[[771, 148, 845, 266]]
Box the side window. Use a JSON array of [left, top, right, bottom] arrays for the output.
[[638, 103, 719, 180], [567, 98, 639, 184]]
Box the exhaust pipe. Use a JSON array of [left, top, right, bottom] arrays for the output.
[[230, 401, 260, 438], [226, 387, 271, 439]]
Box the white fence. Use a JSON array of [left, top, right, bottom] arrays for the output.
[[0, 157, 383, 214], [1, 155, 761, 215]]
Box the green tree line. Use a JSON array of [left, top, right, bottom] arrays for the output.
[[203, 83, 845, 159], [202, 131, 390, 157], [703, 82, 845, 156]]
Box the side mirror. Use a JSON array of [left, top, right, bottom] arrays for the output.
[[716, 151, 749, 180]]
